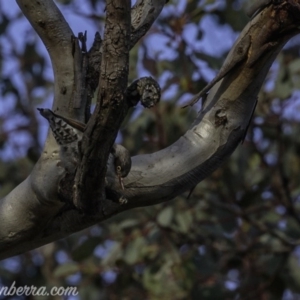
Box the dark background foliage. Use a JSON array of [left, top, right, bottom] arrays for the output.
[[1, 0, 300, 299]]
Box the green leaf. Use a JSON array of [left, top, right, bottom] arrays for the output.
[[175, 210, 193, 233], [53, 262, 79, 278], [119, 219, 140, 229], [123, 236, 147, 265], [157, 206, 174, 227]]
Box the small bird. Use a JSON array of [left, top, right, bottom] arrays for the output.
[[38, 108, 82, 173], [111, 144, 131, 190], [37, 108, 84, 145], [38, 108, 132, 189]]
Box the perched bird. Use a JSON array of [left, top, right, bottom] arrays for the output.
[[38, 108, 82, 173], [111, 144, 131, 190], [38, 108, 132, 189], [37, 108, 84, 145]]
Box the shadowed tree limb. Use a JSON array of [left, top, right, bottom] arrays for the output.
[[73, 0, 132, 213]]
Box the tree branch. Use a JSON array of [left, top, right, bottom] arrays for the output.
[[0, 0, 300, 260], [73, 0, 131, 213], [130, 0, 166, 48], [16, 0, 78, 118]]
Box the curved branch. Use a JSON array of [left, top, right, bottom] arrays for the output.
[[16, 0, 76, 117], [115, 0, 300, 206], [130, 0, 166, 48], [0, 1, 299, 259]]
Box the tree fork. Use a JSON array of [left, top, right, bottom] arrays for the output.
[[0, 0, 300, 260]]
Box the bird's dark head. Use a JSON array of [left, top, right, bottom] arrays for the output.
[[37, 108, 55, 120], [114, 156, 131, 178]]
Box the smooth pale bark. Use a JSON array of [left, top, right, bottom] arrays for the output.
[[0, 1, 299, 260]]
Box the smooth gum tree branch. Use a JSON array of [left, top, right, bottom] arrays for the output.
[[16, 0, 77, 117], [0, 0, 299, 260]]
